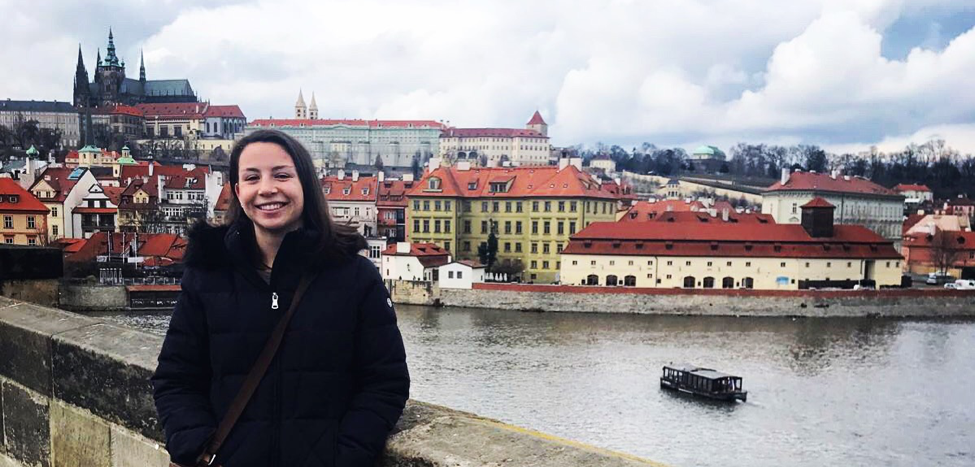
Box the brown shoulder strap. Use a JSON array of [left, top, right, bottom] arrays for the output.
[[196, 274, 315, 466]]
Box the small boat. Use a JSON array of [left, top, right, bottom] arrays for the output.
[[660, 364, 747, 402]]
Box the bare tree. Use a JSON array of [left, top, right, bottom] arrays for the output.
[[930, 229, 963, 276]]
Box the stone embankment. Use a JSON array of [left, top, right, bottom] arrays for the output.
[[390, 281, 975, 317], [0, 296, 666, 467]]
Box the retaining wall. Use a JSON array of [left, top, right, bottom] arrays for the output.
[[57, 285, 128, 312], [391, 281, 975, 317], [0, 296, 664, 467]]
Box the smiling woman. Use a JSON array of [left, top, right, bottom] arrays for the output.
[[151, 129, 410, 467]]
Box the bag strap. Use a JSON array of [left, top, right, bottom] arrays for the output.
[[196, 274, 316, 466]]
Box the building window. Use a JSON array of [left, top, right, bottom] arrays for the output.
[[848, 262, 852, 267], [569, 222, 576, 235], [505, 201, 512, 213], [464, 220, 471, 234], [827, 262, 831, 267], [531, 260, 538, 269], [746, 262, 751, 267], [504, 242, 511, 252], [423, 220, 430, 233], [543, 243, 550, 254], [445, 201, 451, 211], [558, 244, 564, 254], [444, 220, 451, 233], [781, 262, 786, 268], [543, 222, 550, 235], [515, 243, 522, 253], [532, 201, 539, 212], [423, 200, 430, 211], [532, 221, 538, 235], [516, 221, 523, 234], [544, 201, 551, 212], [531, 243, 538, 254], [27, 216, 35, 229], [2, 216, 11, 229], [558, 222, 564, 235], [481, 221, 488, 234], [572, 260, 578, 265], [685, 261, 691, 266], [457, 271, 462, 279], [505, 221, 512, 234], [542, 261, 549, 269], [570, 201, 577, 212], [667, 261, 673, 266], [434, 200, 441, 211], [482, 201, 489, 212], [52, 225, 59, 237], [792, 203, 798, 214], [516, 202, 523, 213], [492, 201, 499, 212], [51, 207, 58, 217], [413, 220, 420, 233], [444, 241, 451, 252], [27, 237, 37, 246], [464, 241, 471, 252], [558, 201, 565, 212], [448, 271, 454, 279], [434, 220, 441, 233]]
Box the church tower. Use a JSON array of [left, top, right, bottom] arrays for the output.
[[95, 29, 127, 106], [527, 110, 548, 136], [309, 92, 318, 120], [295, 90, 308, 119], [73, 45, 90, 108], [139, 49, 146, 83]]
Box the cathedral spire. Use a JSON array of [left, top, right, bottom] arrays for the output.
[[105, 27, 119, 66], [96, 48, 101, 67], [139, 49, 146, 81], [73, 44, 91, 108]]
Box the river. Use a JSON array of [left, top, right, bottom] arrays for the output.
[[91, 305, 975, 467]]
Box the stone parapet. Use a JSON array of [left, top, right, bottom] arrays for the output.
[[0, 296, 665, 466]]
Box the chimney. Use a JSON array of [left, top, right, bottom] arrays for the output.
[[337, 169, 345, 180], [831, 170, 838, 179], [428, 157, 441, 171], [722, 208, 729, 221], [569, 157, 583, 170], [457, 161, 471, 171], [614, 176, 621, 186], [396, 242, 411, 254], [352, 170, 359, 182], [780, 168, 789, 185], [402, 173, 414, 182], [800, 197, 836, 238], [149, 164, 154, 176], [558, 157, 569, 171], [378, 171, 385, 182], [157, 175, 166, 200]]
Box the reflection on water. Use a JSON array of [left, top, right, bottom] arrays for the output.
[[92, 306, 975, 467]]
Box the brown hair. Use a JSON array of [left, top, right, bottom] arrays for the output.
[[226, 129, 366, 264]]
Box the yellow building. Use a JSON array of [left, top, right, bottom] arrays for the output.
[[0, 178, 49, 245], [29, 167, 98, 240], [560, 198, 902, 290], [406, 159, 628, 283]]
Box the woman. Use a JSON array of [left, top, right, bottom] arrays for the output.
[[152, 129, 410, 467]]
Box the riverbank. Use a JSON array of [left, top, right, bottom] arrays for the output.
[[389, 281, 975, 317]]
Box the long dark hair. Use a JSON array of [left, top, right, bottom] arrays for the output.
[[226, 129, 366, 263]]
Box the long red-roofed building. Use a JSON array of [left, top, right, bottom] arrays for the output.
[[405, 159, 626, 282], [762, 169, 904, 246], [562, 197, 902, 290], [439, 111, 551, 166]]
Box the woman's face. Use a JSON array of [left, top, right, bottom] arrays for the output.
[[235, 142, 305, 235]]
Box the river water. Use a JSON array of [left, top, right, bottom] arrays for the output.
[[93, 305, 975, 467]]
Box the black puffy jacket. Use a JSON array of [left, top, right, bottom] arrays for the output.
[[151, 222, 409, 467]]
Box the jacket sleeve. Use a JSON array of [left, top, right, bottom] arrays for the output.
[[336, 258, 411, 467], [151, 269, 217, 465]]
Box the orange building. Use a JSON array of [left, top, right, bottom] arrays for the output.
[[0, 178, 50, 245]]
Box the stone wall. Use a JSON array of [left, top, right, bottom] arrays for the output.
[[0, 296, 665, 467], [427, 283, 975, 317], [56, 285, 128, 312], [0, 280, 59, 308], [388, 279, 441, 306]]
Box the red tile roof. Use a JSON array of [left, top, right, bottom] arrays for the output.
[[802, 197, 835, 208], [203, 105, 245, 119], [947, 197, 975, 207], [119, 163, 210, 183], [381, 242, 451, 268], [73, 207, 117, 214], [619, 200, 704, 221], [321, 175, 378, 202], [93, 104, 144, 118], [630, 211, 775, 225], [30, 167, 84, 202], [163, 171, 207, 190], [52, 237, 86, 253], [407, 165, 619, 200], [894, 183, 931, 192], [0, 179, 49, 213], [214, 183, 232, 211], [454, 259, 485, 268], [377, 179, 414, 208], [564, 222, 900, 259], [527, 111, 546, 125], [766, 171, 899, 196], [102, 186, 125, 206], [67, 232, 186, 263], [441, 128, 546, 138], [137, 103, 209, 119], [250, 119, 445, 129]]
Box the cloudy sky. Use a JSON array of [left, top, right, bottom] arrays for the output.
[[3, 0, 975, 154]]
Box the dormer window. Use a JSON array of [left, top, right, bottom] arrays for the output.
[[361, 188, 369, 195], [324, 186, 331, 194], [428, 177, 441, 190], [489, 182, 508, 193], [343, 187, 351, 195], [8, 195, 18, 203], [773, 243, 782, 252], [468, 181, 477, 190]]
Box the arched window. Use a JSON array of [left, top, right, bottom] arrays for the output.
[[624, 275, 636, 286], [703, 277, 715, 288], [722, 277, 734, 289], [683, 276, 696, 288], [743, 277, 754, 289], [586, 274, 599, 285], [606, 275, 618, 286]]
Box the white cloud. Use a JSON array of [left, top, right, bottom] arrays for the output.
[[1, 0, 973, 153]]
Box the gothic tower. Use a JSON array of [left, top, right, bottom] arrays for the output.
[[527, 110, 548, 137], [309, 92, 318, 120], [73, 45, 90, 108], [295, 89, 307, 119], [96, 28, 127, 106], [139, 49, 146, 83]]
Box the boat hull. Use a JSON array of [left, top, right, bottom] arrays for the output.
[[660, 379, 747, 402]]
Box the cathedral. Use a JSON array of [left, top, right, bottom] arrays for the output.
[[73, 29, 198, 108]]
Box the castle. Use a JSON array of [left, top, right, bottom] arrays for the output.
[[73, 29, 198, 108]]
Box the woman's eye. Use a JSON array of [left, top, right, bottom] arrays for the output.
[[275, 173, 292, 179]]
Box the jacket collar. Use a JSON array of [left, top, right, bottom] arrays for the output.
[[185, 220, 322, 275]]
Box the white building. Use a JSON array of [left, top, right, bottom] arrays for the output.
[[361, 237, 387, 269], [29, 166, 98, 239], [380, 242, 451, 281], [438, 111, 551, 166], [71, 183, 118, 239], [437, 260, 486, 289], [762, 169, 904, 246], [589, 156, 616, 173]]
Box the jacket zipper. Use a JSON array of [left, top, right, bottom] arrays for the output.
[[271, 291, 281, 466], [271, 292, 279, 310]]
